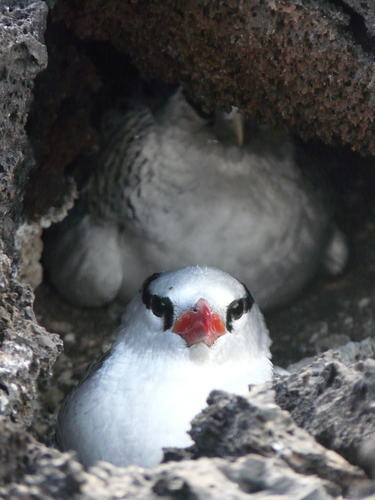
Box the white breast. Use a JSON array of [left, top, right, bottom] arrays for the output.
[[58, 338, 272, 468]]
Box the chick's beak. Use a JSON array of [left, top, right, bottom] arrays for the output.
[[172, 298, 226, 347]]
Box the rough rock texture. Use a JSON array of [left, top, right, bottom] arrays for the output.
[[0, 0, 62, 431], [2, 376, 373, 499], [0, 416, 84, 496], [0, 247, 62, 428], [24, 21, 101, 222], [55, 0, 375, 156], [14, 222, 44, 289], [274, 351, 375, 466], [0, 397, 360, 500], [287, 336, 375, 373], [165, 385, 365, 495], [0, 447, 340, 500], [342, 0, 375, 38], [0, 0, 48, 257]]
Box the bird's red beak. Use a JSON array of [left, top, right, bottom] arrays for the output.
[[172, 298, 226, 347]]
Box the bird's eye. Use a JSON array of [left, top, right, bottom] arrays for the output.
[[229, 299, 245, 321], [226, 295, 252, 332], [149, 294, 174, 331], [150, 295, 168, 317]]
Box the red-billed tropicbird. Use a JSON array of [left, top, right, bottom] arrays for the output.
[[56, 266, 273, 468]]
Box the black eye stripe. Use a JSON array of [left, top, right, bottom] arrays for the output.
[[150, 295, 167, 317], [226, 285, 254, 332], [150, 294, 174, 330], [141, 273, 174, 331], [141, 272, 163, 309], [230, 299, 244, 319], [141, 273, 254, 333]]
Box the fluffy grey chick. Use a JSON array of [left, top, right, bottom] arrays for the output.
[[43, 88, 347, 310]]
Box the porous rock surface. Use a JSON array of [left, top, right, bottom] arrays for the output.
[[341, 0, 375, 38], [24, 21, 100, 223], [0, 435, 340, 500], [0, 0, 47, 256], [0, 0, 62, 431], [275, 350, 375, 467], [165, 384, 366, 496], [2, 364, 375, 499], [55, 0, 375, 155], [0, 251, 62, 429]]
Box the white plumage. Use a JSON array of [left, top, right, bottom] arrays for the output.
[[44, 88, 347, 310], [56, 266, 273, 468]]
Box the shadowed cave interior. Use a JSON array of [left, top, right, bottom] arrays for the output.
[[22, 15, 375, 447]]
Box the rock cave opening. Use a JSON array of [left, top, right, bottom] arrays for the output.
[[17, 9, 375, 449], [3, 0, 375, 495]]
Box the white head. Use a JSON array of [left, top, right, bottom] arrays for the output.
[[116, 266, 272, 368]]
